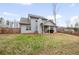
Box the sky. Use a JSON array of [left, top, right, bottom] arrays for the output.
[[0, 3, 79, 27]]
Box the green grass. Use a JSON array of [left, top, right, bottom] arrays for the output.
[[0, 33, 79, 55]]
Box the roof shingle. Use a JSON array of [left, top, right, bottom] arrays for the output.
[[19, 18, 30, 25]]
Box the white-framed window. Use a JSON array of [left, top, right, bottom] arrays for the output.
[[26, 24, 31, 30], [0, 20, 2, 24]]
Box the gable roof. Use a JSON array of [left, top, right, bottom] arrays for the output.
[[28, 14, 48, 20], [44, 20, 56, 26], [19, 17, 30, 25]]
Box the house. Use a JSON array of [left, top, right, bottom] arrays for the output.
[[56, 26, 75, 33], [19, 14, 56, 33], [64, 27, 75, 33]]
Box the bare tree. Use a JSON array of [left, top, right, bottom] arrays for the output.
[[0, 17, 4, 27], [52, 3, 59, 33], [74, 22, 79, 32], [53, 3, 59, 25], [53, 3, 57, 25], [0, 17, 3, 24], [6, 20, 10, 28], [75, 22, 79, 28], [6, 20, 9, 26]]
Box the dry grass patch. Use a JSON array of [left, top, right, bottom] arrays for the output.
[[0, 33, 79, 54]]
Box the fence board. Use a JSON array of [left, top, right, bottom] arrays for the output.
[[0, 28, 20, 34]]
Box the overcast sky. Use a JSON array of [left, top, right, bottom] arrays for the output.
[[0, 3, 79, 27]]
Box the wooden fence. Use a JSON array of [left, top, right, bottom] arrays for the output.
[[0, 28, 20, 34], [58, 31, 79, 36]]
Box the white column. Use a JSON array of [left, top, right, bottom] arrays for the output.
[[42, 23, 44, 34], [49, 26, 50, 34]]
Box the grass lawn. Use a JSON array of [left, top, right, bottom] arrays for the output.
[[0, 33, 79, 55]]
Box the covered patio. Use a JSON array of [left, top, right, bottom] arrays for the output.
[[40, 20, 56, 33], [44, 25, 54, 33]]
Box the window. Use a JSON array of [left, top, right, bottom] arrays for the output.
[[26, 25, 31, 30], [36, 20, 38, 22], [0, 20, 2, 24], [26, 27, 28, 30]]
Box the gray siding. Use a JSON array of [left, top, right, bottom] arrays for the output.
[[31, 19, 38, 32], [38, 19, 42, 33], [21, 25, 28, 33]]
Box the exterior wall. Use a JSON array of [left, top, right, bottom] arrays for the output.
[[38, 19, 43, 33], [30, 18, 46, 33], [53, 27, 57, 32], [30, 18, 38, 32], [21, 25, 28, 33]]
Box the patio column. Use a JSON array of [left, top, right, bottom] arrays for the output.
[[49, 26, 50, 34], [42, 23, 44, 34]]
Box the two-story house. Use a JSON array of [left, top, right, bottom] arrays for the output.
[[19, 14, 56, 33]]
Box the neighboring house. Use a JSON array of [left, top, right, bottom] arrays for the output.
[[64, 27, 75, 33], [19, 14, 56, 33], [57, 26, 75, 33]]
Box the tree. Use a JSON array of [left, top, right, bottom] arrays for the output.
[[53, 3, 57, 25], [0, 17, 4, 27], [53, 3, 59, 25], [52, 3, 59, 33], [6, 20, 9, 25], [71, 24, 73, 28], [74, 22, 79, 32], [75, 22, 79, 28], [10, 21, 13, 28], [0, 17, 3, 24]]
